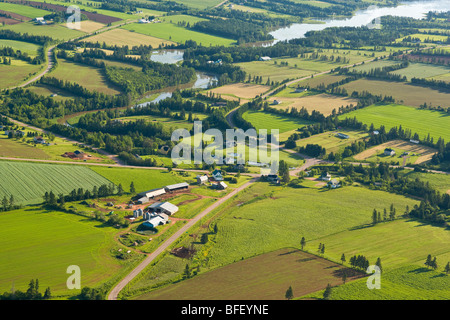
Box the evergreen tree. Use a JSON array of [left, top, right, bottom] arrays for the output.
[[323, 284, 332, 300], [130, 181, 136, 194], [300, 237, 306, 250], [444, 262, 450, 275], [183, 264, 191, 279], [341, 253, 346, 264], [43, 287, 51, 299], [285, 286, 294, 300], [375, 257, 382, 273]]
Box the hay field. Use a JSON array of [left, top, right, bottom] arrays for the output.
[[207, 83, 271, 99], [268, 94, 359, 116], [83, 28, 175, 48]]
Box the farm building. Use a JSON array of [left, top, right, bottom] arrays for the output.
[[197, 175, 209, 185], [143, 216, 166, 228], [133, 208, 143, 218], [164, 182, 189, 192], [410, 139, 420, 144], [148, 201, 179, 216], [328, 179, 341, 189], [384, 148, 396, 156], [272, 100, 282, 105], [295, 87, 308, 93], [267, 174, 280, 184], [336, 133, 350, 139], [212, 169, 223, 181], [138, 188, 166, 199], [217, 181, 228, 190], [137, 197, 149, 204], [320, 172, 332, 181], [259, 56, 272, 61], [33, 136, 46, 144]]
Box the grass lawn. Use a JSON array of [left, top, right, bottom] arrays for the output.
[[338, 104, 450, 141], [49, 58, 121, 95], [0, 207, 138, 297], [0, 161, 113, 206]]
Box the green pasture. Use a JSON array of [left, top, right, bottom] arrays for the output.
[[0, 2, 50, 18], [295, 130, 369, 155], [4, 22, 85, 41], [0, 40, 41, 56]]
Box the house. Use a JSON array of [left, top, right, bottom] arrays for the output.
[[272, 100, 282, 105], [197, 175, 209, 185], [50, 93, 58, 97], [215, 181, 228, 190], [373, 131, 380, 135], [384, 148, 396, 156], [34, 17, 44, 22], [164, 182, 189, 192], [336, 133, 350, 139], [212, 169, 223, 181], [328, 179, 341, 189], [74, 150, 85, 158], [138, 19, 150, 23], [320, 172, 332, 181], [33, 136, 46, 144], [138, 188, 166, 199], [259, 56, 272, 61], [5, 130, 25, 137]]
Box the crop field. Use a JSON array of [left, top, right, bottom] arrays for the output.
[[350, 59, 399, 72], [0, 58, 42, 89], [89, 167, 184, 194], [170, 0, 224, 9], [207, 83, 271, 100], [235, 61, 314, 83], [200, 183, 419, 269], [338, 104, 450, 141], [0, 39, 40, 56], [0, 135, 50, 159], [339, 79, 450, 108], [295, 130, 369, 155], [268, 94, 359, 116], [61, 20, 105, 33], [399, 171, 450, 195], [0, 207, 131, 297], [121, 21, 236, 47], [293, 74, 349, 89], [397, 33, 449, 43], [390, 62, 450, 81], [242, 110, 313, 134], [49, 58, 121, 95], [323, 265, 450, 300], [83, 28, 175, 48], [0, 161, 113, 205], [134, 248, 364, 300], [4, 22, 85, 41], [307, 219, 450, 272], [353, 140, 438, 165], [0, 2, 51, 18]]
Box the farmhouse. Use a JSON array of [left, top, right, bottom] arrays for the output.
[[328, 179, 341, 189], [33, 136, 46, 144], [320, 172, 332, 181], [384, 148, 396, 156], [267, 174, 280, 184], [272, 100, 282, 105], [197, 175, 209, 185], [165, 182, 189, 192], [336, 133, 350, 139], [212, 169, 223, 181], [295, 87, 308, 93]]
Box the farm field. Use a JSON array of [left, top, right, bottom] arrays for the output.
[[307, 219, 450, 272], [61, 20, 105, 33], [0, 207, 136, 297], [350, 59, 399, 72], [0, 2, 51, 18], [0, 39, 41, 56], [3, 22, 85, 41], [83, 28, 175, 48], [89, 167, 185, 194], [399, 171, 450, 195], [323, 265, 450, 300], [296, 130, 369, 155], [0, 58, 42, 89], [339, 79, 450, 108], [242, 110, 313, 134], [268, 94, 359, 116], [0, 135, 50, 159], [169, 0, 224, 9], [0, 161, 113, 206], [235, 60, 314, 83], [353, 140, 438, 165], [390, 62, 450, 81], [26, 83, 78, 101], [293, 74, 349, 89], [115, 114, 207, 131], [206, 83, 271, 100], [121, 21, 236, 47], [134, 248, 364, 300], [338, 104, 450, 141], [49, 59, 121, 95]]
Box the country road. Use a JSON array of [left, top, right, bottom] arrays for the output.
[[107, 176, 259, 300]]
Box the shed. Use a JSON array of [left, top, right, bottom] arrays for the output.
[[197, 175, 209, 184], [137, 197, 149, 204]]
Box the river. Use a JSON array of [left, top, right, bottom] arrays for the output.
[[270, 0, 450, 42]]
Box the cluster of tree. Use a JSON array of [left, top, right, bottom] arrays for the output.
[[383, 14, 450, 30], [183, 42, 307, 64], [79, 287, 105, 300], [0, 46, 44, 64], [0, 29, 52, 46], [298, 144, 326, 158], [183, 59, 246, 87], [1, 194, 18, 212], [0, 279, 51, 300], [349, 255, 370, 271], [424, 255, 439, 271], [411, 77, 450, 91], [371, 204, 399, 224]]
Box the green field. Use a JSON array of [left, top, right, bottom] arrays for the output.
[[0, 40, 41, 56], [3, 22, 85, 41], [0, 2, 51, 18], [338, 104, 450, 141], [89, 167, 184, 194], [399, 171, 450, 194], [390, 62, 450, 81], [295, 130, 369, 155], [122, 21, 236, 47], [0, 161, 113, 205], [242, 110, 313, 134], [0, 207, 137, 297], [0, 58, 42, 89], [49, 59, 121, 95]]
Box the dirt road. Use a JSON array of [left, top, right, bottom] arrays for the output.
[[107, 176, 259, 300]]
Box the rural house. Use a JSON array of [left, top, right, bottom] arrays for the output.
[[328, 179, 341, 189], [336, 133, 350, 139], [33, 136, 46, 144], [320, 172, 332, 181], [212, 169, 223, 181], [384, 148, 396, 156], [197, 175, 209, 185]]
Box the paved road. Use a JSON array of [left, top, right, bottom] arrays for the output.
[[107, 176, 259, 300]]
